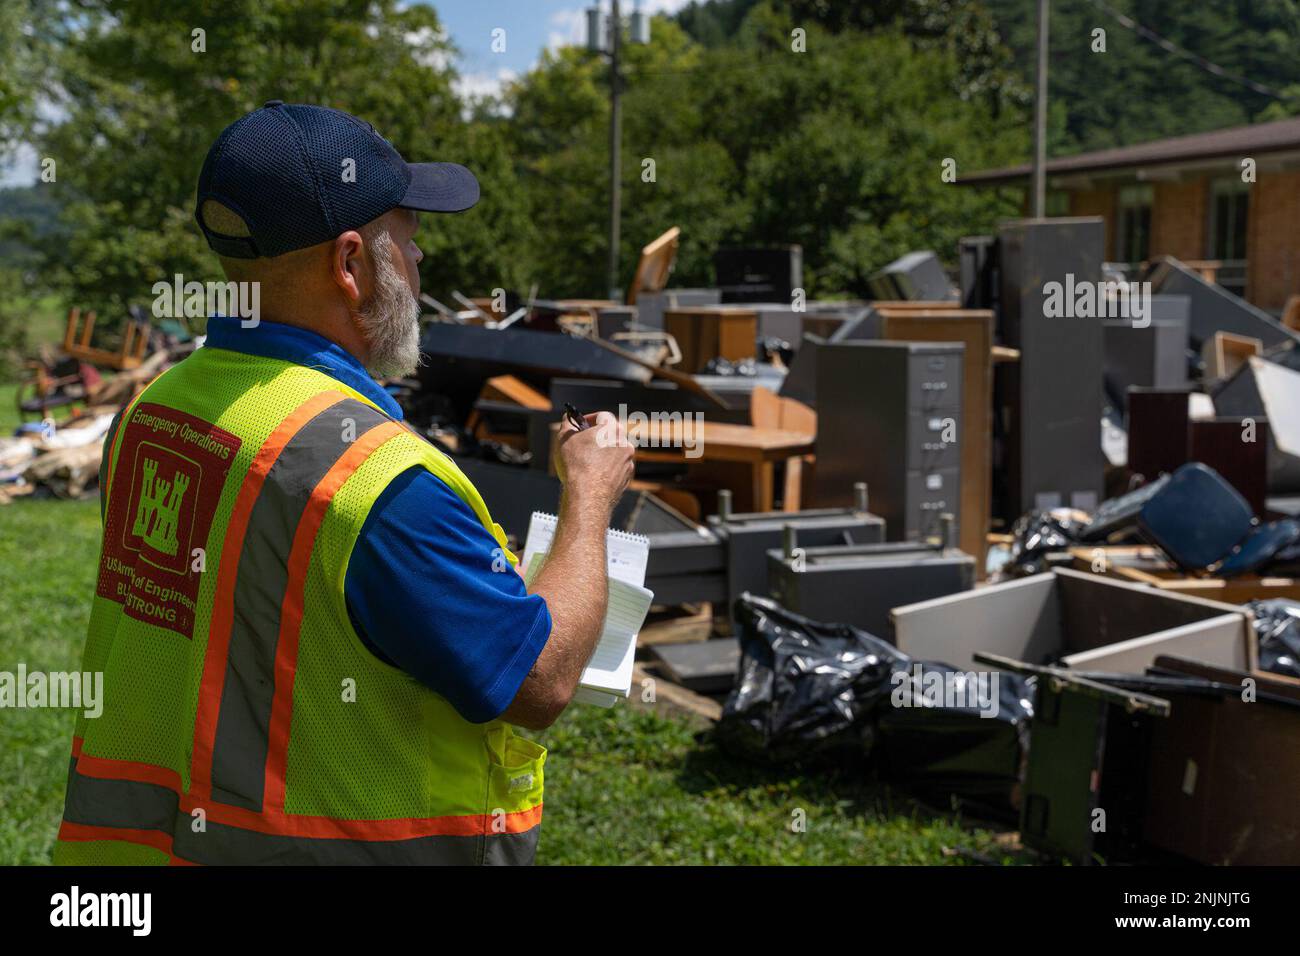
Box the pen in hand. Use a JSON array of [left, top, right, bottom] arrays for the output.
[[563, 402, 591, 431]]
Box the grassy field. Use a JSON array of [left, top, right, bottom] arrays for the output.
[[0, 496, 1012, 865]]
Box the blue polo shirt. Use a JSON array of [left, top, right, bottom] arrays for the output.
[[203, 316, 552, 724]]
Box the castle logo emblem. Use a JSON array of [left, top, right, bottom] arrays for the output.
[[130, 456, 191, 557]]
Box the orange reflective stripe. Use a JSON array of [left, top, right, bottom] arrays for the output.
[[262, 420, 404, 812], [191, 390, 348, 802], [58, 820, 174, 855], [76, 749, 183, 792], [65, 746, 541, 840]]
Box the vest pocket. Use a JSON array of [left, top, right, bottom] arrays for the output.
[[483, 726, 545, 864], [485, 726, 546, 813]]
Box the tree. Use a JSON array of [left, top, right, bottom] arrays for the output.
[[24, 0, 463, 319]]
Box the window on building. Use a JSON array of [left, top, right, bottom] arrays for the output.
[[1208, 177, 1249, 261], [1117, 184, 1153, 266]]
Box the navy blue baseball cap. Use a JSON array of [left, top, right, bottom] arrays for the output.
[[195, 101, 479, 259]]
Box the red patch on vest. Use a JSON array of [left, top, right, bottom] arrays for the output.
[[97, 402, 242, 639]]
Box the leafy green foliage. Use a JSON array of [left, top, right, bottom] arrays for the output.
[[981, 0, 1300, 155], [10, 0, 1292, 323], [21, 0, 463, 319], [502, 5, 1026, 297]]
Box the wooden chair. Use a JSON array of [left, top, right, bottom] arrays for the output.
[[62, 307, 151, 370], [750, 385, 816, 511]]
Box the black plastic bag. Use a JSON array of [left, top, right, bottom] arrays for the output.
[[718, 595, 1033, 816], [717, 594, 906, 765], [1247, 598, 1300, 679], [1006, 509, 1091, 576], [872, 660, 1033, 817]]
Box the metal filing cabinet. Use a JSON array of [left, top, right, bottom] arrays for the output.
[[767, 539, 976, 640], [705, 490, 885, 624], [812, 340, 963, 542]]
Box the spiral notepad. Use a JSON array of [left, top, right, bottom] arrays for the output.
[[520, 512, 654, 706]]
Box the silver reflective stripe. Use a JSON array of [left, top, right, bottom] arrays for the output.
[[210, 398, 389, 811], [61, 761, 538, 865]]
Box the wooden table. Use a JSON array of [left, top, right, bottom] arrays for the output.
[[627, 420, 814, 513]]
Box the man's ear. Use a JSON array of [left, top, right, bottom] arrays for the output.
[[331, 230, 367, 305]]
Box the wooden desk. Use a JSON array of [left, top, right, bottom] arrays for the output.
[[664, 307, 759, 374], [628, 420, 813, 512]]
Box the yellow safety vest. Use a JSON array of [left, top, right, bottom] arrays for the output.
[[53, 343, 545, 865]]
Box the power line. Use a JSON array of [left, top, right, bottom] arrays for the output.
[[1082, 0, 1293, 100]]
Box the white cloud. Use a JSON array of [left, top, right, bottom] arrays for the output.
[[454, 66, 518, 104], [406, 24, 454, 71], [545, 1, 693, 53], [546, 8, 588, 53], [641, 0, 693, 13], [0, 142, 39, 189]]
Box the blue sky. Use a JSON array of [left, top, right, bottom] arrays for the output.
[[0, 0, 692, 186], [431, 0, 691, 102]]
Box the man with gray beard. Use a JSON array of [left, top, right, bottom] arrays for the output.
[[57, 104, 631, 865]]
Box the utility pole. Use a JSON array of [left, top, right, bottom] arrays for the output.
[[586, 2, 649, 301], [1032, 0, 1049, 218], [607, 0, 623, 301]]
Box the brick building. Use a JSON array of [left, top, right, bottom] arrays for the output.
[[964, 117, 1300, 312]]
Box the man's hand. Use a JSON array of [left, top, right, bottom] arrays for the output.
[[554, 411, 634, 516], [500, 410, 634, 730]]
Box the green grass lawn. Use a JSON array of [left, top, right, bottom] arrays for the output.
[[0, 496, 1013, 865], [0, 498, 103, 865]]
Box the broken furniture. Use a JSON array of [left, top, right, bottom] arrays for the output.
[[631, 288, 721, 331], [626, 227, 680, 305], [465, 375, 551, 451], [985, 651, 1300, 865], [418, 321, 653, 422], [1102, 295, 1189, 410], [958, 235, 998, 311], [768, 525, 975, 640], [997, 218, 1105, 516], [1070, 546, 1300, 603], [1201, 330, 1262, 382], [1138, 655, 1300, 864], [663, 306, 759, 374], [712, 245, 802, 304], [1146, 255, 1298, 350], [748, 385, 816, 509], [1079, 461, 1300, 579], [867, 250, 957, 302], [874, 307, 994, 568], [812, 340, 964, 543], [1125, 386, 1194, 481], [891, 567, 1254, 673], [62, 307, 152, 371], [705, 488, 885, 629], [15, 355, 99, 422], [1213, 355, 1300, 493], [1123, 384, 1267, 509], [626, 419, 814, 514], [976, 652, 1172, 865], [652, 639, 742, 695]]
